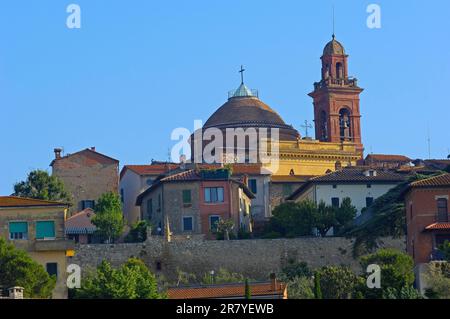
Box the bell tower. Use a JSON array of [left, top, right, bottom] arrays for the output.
[[309, 35, 364, 157]]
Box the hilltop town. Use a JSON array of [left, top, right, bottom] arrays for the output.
[[1, 36, 449, 300]]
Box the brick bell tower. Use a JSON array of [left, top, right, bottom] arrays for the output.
[[308, 35, 364, 157]]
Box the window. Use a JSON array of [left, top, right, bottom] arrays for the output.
[[46, 263, 58, 278], [156, 261, 162, 271], [332, 185, 337, 189], [36, 221, 55, 240], [146, 199, 153, 220], [183, 216, 193, 232], [82, 200, 95, 210], [367, 184, 372, 189], [9, 222, 28, 240], [437, 198, 448, 222], [146, 178, 154, 186], [209, 216, 220, 231], [249, 179, 257, 194], [182, 190, 192, 205], [366, 197, 374, 208], [339, 108, 352, 141], [204, 187, 224, 203], [331, 197, 340, 208]]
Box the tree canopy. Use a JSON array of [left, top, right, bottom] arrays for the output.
[[0, 238, 56, 298], [73, 258, 164, 299], [92, 192, 124, 243], [13, 169, 72, 204]]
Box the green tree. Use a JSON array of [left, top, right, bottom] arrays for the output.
[[0, 238, 55, 298], [214, 219, 235, 240], [346, 174, 436, 256], [313, 272, 322, 299], [201, 268, 247, 285], [92, 192, 124, 243], [279, 261, 312, 281], [335, 197, 357, 233], [424, 263, 450, 299], [382, 286, 423, 299], [360, 249, 415, 298], [13, 169, 72, 203], [74, 258, 164, 299], [287, 276, 315, 299], [438, 240, 450, 261], [315, 201, 336, 237], [244, 278, 251, 299], [316, 266, 359, 299], [268, 201, 316, 237], [125, 220, 149, 243]]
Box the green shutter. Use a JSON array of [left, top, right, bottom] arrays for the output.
[[9, 222, 28, 233], [182, 190, 191, 204], [36, 221, 55, 239]]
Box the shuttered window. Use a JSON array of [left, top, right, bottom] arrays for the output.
[[36, 221, 56, 239], [182, 190, 192, 204], [9, 222, 28, 240]]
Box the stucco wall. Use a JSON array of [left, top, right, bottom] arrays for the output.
[[70, 236, 406, 282]]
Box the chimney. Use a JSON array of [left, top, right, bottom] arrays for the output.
[[180, 154, 187, 170], [8, 287, 24, 299], [269, 273, 277, 291], [335, 161, 342, 171], [90, 147, 96, 152], [54, 148, 62, 159], [242, 174, 249, 187]]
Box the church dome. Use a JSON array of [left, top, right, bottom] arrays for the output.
[[204, 84, 300, 141], [323, 35, 345, 56]]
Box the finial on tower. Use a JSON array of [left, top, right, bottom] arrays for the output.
[[332, 5, 336, 39]]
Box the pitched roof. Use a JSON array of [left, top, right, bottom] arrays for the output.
[[135, 169, 255, 205], [65, 208, 96, 234], [365, 154, 412, 162], [424, 223, 450, 231], [410, 173, 450, 188], [51, 148, 119, 167], [0, 196, 69, 208], [167, 281, 286, 299], [287, 168, 406, 200], [120, 164, 179, 180]]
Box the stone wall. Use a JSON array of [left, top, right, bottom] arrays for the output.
[[71, 236, 406, 282]]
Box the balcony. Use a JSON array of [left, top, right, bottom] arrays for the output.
[[313, 77, 359, 90], [34, 238, 75, 252]]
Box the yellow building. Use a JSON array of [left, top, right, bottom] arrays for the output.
[[0, 196, 74, 299]]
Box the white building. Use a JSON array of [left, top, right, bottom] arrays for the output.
[[119, 163, 179, 225], [287, 167, 406, 216]]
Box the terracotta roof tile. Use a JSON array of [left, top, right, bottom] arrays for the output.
[[168, 282, 286, 299], [410, 173, 450, 188], [0, 196, 69, 208], [51, 148, 118, 167], [425, 223, 450, 231], [120, 164, 180, 179], [365, 154, 412, 162]]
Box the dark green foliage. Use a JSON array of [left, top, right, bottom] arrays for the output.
[[316, 266, 359, 299], [13, 169, 72, 204], [92, 192, 124, 243], [360, 249, 415, 298], [334, 197, 358, 234], [125, 221, 149, 243], [237, 227, 251, 240], [268, 201, 316, 237], [313, 272, 322, 299], [279, 261, 312, 281], [244, 278, 251, 299], [315, 201, 336, 237], [439, 240, 450, 261], [345, 174, 433, 256], [382, 286, 423, 299], [74, 258, 164, 299], [0, 238, 56, 298]]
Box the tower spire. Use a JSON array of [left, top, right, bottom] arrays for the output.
[[332, 5, 336, 39]]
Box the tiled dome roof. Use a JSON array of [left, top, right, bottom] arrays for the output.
[[204, 95, 300, 141], [323, 36, 345, 56]]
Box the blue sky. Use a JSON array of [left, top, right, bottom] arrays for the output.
[[0, 0, 449, 194]]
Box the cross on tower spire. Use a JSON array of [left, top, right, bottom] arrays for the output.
[[301, 120, 313, 138], [239, 65, 245, 84]]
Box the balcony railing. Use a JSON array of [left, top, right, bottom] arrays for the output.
[[313, 77, 359, 90]]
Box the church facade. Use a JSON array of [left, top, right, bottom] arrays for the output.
[[192, 35, 364, 179]]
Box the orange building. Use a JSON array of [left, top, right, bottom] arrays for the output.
[[404, 173, 450, 264]]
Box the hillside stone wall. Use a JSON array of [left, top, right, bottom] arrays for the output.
[[70, 236, 406, 282]]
